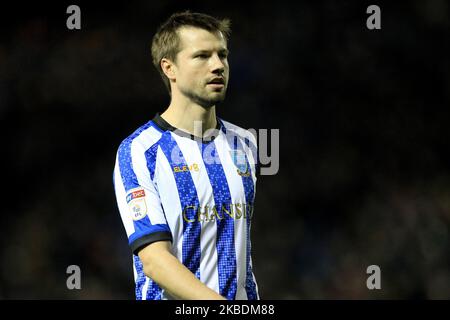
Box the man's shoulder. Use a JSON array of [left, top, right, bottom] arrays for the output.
[[117, 118, 164, 155]]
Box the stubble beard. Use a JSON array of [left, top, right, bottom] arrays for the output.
[[181, 85, 227, 109]]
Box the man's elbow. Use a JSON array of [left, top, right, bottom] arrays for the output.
[[138, 241, 171, 279], [140, 258, 154, 278]]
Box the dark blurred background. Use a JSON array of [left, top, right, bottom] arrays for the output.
[[0, 0, 449, 299]]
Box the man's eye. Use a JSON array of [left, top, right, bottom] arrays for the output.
[[195, 54, 208, 59]]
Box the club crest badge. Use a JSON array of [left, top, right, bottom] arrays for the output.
[[230, 149, 250, 177], [126, 188, 147, 221]]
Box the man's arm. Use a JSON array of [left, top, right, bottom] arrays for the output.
[[138, 241, 226, 300]]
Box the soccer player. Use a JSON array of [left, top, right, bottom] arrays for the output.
[[113, 11, 259, 300]]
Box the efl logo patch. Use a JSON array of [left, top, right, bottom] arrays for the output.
[[126, 188, 147, 221]]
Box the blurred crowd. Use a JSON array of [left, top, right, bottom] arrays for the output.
[[0, 1, 449, 299]]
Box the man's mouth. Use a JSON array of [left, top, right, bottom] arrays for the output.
[[207, 77, 225, 87]]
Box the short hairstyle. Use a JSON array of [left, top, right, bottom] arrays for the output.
[[151, 11, 231, 94]]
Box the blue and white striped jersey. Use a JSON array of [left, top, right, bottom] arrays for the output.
[[113, 114, 259, 300]]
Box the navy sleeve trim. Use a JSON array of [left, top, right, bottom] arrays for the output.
[[130, 231, 173, 255]]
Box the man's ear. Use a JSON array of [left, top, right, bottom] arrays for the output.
[[161, 58, 176, 81]]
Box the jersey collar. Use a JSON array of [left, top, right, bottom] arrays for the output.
[[152, 113, 223, 143]]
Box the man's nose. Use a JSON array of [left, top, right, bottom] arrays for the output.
[[210, 54, 225, 74]]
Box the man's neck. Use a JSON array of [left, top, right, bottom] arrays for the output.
[[160, 96, 217, 138]]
